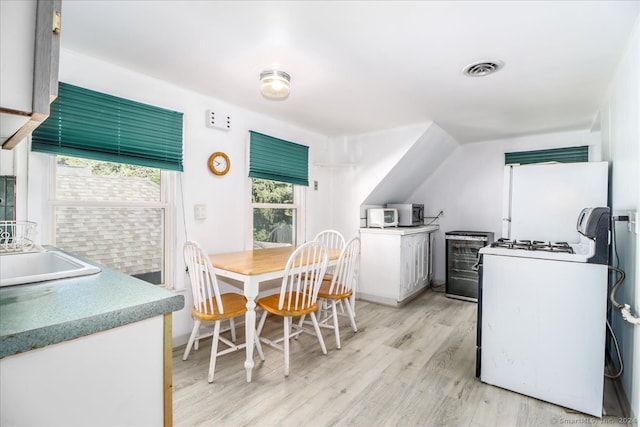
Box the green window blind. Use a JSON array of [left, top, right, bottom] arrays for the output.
[[249, 131, 309, 186], [505, 146, 588, 165], [32, 82, 184, 171]]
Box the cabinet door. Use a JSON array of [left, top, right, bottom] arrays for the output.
[[399, 235, 415, 301], [416, 232, 429, 283], [400, 233, 429, 301], [0, 0, 36, 113]]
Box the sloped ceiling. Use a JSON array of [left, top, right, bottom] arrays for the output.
[[362, 123, 458, 206]]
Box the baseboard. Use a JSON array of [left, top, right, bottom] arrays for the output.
[[605, 350, 633, 418], [172, 333, 190, 349], [357, 287, 427, 307]]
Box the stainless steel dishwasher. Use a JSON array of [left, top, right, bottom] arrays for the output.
[[444, 230, 494, 302]]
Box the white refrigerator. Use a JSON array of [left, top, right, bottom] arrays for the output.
[[502, 161, 609, 242]]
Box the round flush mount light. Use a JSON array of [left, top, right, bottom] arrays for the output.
[[260, 69, 291, 100], [462, 60, 504, 77]]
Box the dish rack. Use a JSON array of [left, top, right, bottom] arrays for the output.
[[0, 221, 37, 253]]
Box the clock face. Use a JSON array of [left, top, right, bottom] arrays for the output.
[[208, 152, 230, 176]]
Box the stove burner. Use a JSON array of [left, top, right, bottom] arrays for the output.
[[490, 238, 574, 254]]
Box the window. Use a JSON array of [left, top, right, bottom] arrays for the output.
[[251, 178, 304, 249], [247, 131, 309, 249], [31, 83, 183, 288], [52, 155, 176, 286]]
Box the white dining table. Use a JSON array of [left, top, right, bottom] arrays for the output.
[[209, 245, 339, 382]]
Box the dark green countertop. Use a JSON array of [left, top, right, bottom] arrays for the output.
[[0, 251, 184, 359]]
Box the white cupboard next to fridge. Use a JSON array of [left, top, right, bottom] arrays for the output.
[[359, 225, 438, 306]]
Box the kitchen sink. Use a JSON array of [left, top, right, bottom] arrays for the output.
[[0, 250, 101, 287]]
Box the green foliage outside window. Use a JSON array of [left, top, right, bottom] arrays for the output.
[[252, 179, 295, 245], [57, 156, 161, 185]]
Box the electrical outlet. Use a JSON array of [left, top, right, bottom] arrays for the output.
[[631, 211, 639, 234], [206, 110, 232, 131]]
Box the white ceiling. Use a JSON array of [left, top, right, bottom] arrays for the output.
[[60, 1, 639, 143]]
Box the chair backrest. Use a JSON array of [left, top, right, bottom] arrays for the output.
[[278, 241, 328, 311], [314, 229, 345, 251], [183, 241, 224, 315], [327, 237, 361, 296]]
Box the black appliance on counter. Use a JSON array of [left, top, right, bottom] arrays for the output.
[[445, 230, 494, 302]]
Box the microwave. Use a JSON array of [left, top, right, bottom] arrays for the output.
[[387, 204, 424, 226], [367, 208, 398, 228]]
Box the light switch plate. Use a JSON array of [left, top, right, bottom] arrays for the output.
[[194, 204, 207, 220]]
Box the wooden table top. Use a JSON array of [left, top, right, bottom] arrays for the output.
[[210, 245, 340, 276]]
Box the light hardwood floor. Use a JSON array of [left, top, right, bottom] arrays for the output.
[[173, 289, 630, 427]]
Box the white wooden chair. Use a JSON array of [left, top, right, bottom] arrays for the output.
[[256, 241, 329, 377], [314, 229, 353, 316], [183, 241, 264, 383], [314, 229, 345, 254], [302, 237, 360, 349]]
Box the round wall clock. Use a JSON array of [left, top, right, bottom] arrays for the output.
[[208, 152, 230, 176]]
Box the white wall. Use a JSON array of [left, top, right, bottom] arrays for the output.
[[409, 129, 602, 282], [600, 16, 640, 419], [326, 124, 433, 236], [18, 49, 333, 346]]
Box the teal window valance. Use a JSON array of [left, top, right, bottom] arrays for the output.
[[32, 82, 184, 171], [249, 131, 309, 186], [505, 146, 588, 165]]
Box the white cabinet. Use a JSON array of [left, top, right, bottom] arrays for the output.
[[0, 316, 167, 427], [359, 225, 438, 306], [0, 0, 61, 149]]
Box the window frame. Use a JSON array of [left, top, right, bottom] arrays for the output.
[[47, 155, 178, 289], [246, 178, 306, 249]]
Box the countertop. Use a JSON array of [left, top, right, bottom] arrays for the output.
[[359, 224, 439, 235], [0, 249, 184, 359]]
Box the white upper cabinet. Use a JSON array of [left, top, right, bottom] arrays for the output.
[[0, 0, 61, 149]]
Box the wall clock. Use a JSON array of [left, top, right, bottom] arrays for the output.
[[208, 152, 230, 176]]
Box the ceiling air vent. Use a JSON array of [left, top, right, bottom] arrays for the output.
[[463, 60, 504, 77]]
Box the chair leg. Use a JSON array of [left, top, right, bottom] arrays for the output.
[[345, 297, 358, 333], [350, 294, 356, 318], [309, 312, 327, 355], [257, 310, 268, 336], [331, 299, 341, 349], [183, 320, 201, 361], [230, 317, 237, 343], [295, 315, 306, 340], [207, 320, 221, 383], [283, 316, 290, 377]]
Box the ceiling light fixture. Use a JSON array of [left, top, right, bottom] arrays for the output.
[[463, 60, 504, 77], [260, 69, 291, 100]]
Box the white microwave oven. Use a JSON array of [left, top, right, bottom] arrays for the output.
[[367, 208, 398, 228]]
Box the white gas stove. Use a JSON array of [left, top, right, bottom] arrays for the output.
[[477, 207, 610, 417], [480, 238, 596, 262]]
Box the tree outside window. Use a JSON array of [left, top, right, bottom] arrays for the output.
[[251, 178, 296, 248]]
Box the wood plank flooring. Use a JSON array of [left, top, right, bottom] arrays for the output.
[[173, 289, 631, 427]]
